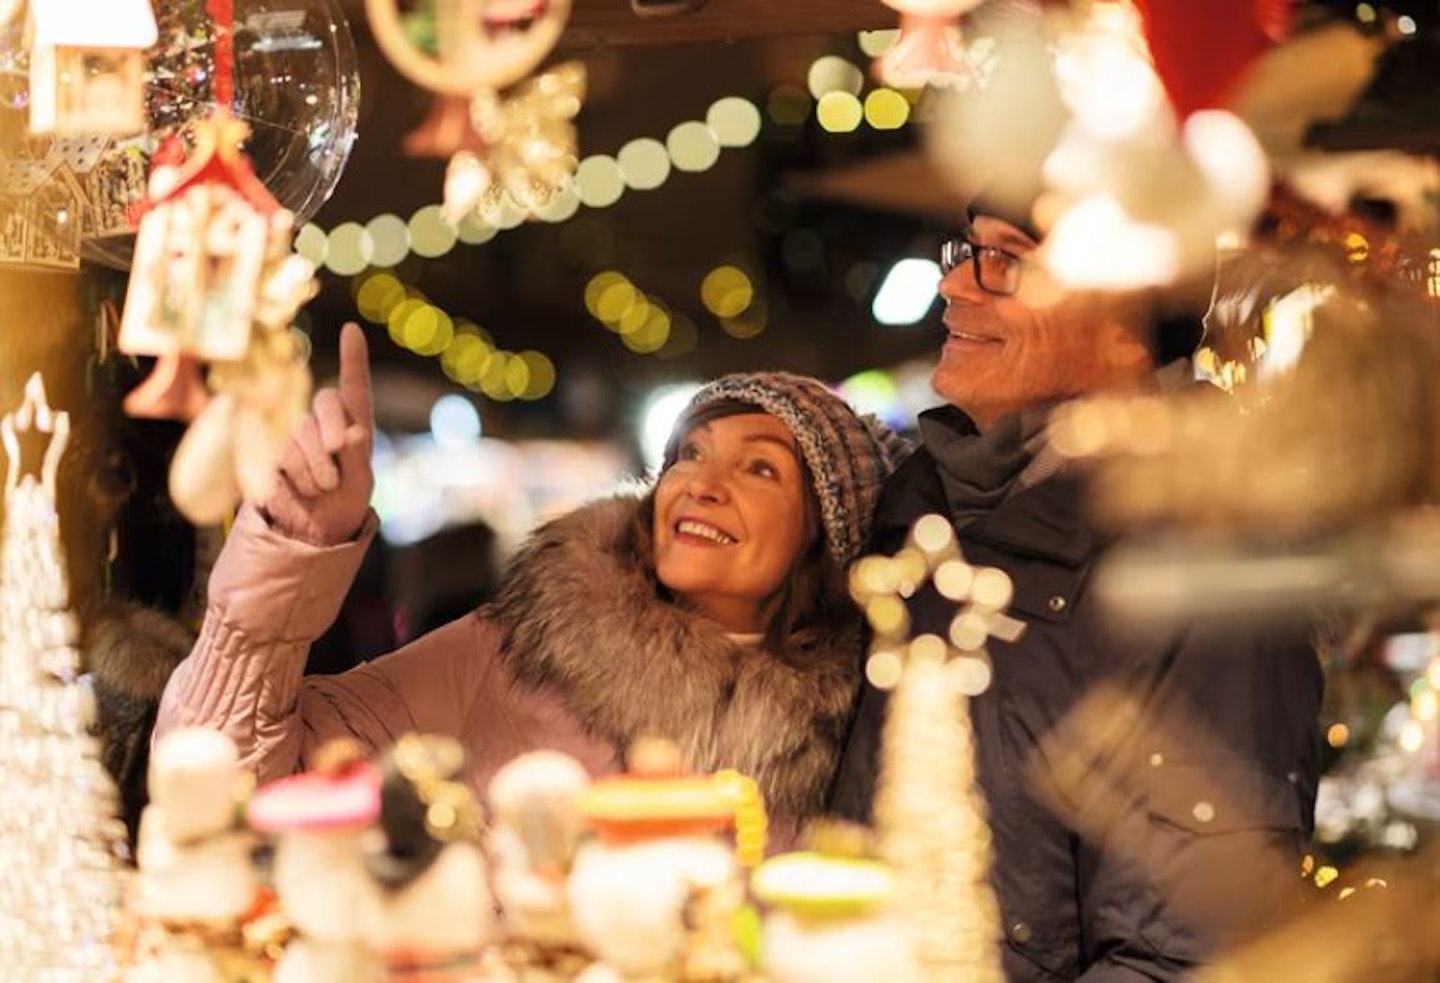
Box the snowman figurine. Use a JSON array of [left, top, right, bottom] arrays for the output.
[[874, 0, 987, 89], [567, 739, 747, 983], [363, 733, 493, 982], [248, 739, 383, 983], [487, 750, 594, 980], [132, 727, 257, 983], [751, 848, 920, 983]]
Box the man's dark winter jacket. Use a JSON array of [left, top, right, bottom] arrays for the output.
[[830, 406, 1323, 983]]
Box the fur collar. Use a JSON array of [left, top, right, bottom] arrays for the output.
[[84, 600, 195, 700], [488, 492, 861, 824]]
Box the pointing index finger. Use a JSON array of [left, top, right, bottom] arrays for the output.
[[337, 322, 373, 431]]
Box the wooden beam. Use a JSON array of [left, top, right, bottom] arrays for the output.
[[559, 0, 891, 49]]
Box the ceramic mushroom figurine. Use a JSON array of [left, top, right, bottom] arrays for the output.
[[566, 739, 747, 983], [132, 727, 257, 983], [487, 750, 594, 978], [751, 850, 920, 983], [363, 733, 493, 982], [248, 740, 383, 983], [874, 0, 986, 89]]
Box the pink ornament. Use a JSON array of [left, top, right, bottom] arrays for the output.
[[874, 0, 987, 89]]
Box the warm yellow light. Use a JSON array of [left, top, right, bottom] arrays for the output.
[[441, 329, 492, 384], [864, 88, 910, 130], [866, 649, 904, 690], [622, 305, 671, 354], [575, 155, 626, 208], [366, 213, 410, 267], [617, 138, 672, 191], [816, 92, 863, 133], [667, 122, 721, 173], [515, 350, 556, 399], [387, 297, 428, 345], [585, 271, 628, 319], [1400, 720, 1425, 754], [408, 205, 457, 259], [503, 355, 531, 398], [295, 222, 328, 265], [616, 295, 653, 337], [325, 222, 373, 276], [480, 351, 516, 401], [356, 272, 406, 324], [595, 280, 639, 327], [700, 265, 754, 318], [1325, 723, 1350, 748], [807, 55, 864, 99], [706, 97, 762, 148]]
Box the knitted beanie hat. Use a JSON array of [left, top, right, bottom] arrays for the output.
[[664, 372, 909, 569]]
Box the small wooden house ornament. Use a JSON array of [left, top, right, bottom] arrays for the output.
[[28, 0, 158, 137], [120, 112, 291, 413]]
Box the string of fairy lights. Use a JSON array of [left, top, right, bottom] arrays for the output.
[[296, 34, 915, 402]]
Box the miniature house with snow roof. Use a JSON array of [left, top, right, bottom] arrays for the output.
[[28, 0, 158, 136]]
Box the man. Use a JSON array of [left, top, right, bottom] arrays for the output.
[[829, 205, 1323, 981]]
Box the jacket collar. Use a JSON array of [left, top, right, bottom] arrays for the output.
[[877, 406, 1104, 567]]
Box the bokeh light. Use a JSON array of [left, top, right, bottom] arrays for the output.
[[295, 223, 328, 265], [515, 350, 556, 399], [575, 155, 626, 208], [857, 28, 899, 56], [408, 205, 458, 259], [618, 138, 672, 191], [387, 296, 429, 346], [535, 184, 582, 223], [365, 213, 410, 267], [720, 300, 767, 339], [817, 91, 864, 133], [700, 265, 754, 318], [666, 122, 721, 173], [356, 271, 406, 324], [864, 88, 911, 130], [706, 97, 762, 148], [325, 222, 373, 276], [430, 394, 482, 447], [456, 214, 498, 245], [807, 55, 865, 99]]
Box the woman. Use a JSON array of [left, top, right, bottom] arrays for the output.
[[155, 325, 904, 832]]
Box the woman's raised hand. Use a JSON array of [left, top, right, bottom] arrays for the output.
[[262, 322, 377, 547]]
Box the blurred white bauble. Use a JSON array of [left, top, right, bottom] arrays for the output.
[[0, 0, 359, 269]]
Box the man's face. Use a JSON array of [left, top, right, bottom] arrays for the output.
[[933, 214, 1146, 429]]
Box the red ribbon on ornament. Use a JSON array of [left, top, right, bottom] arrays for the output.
[[206, 0, 236, 110]]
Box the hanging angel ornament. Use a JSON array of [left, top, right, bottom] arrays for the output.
[[367, 0, 585, 221], [873, 0, 988, 89], [118, 112, 316, 526]]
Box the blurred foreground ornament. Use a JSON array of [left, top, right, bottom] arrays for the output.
[[27, 0, 158, 137], [851, 514, 1020, 983], [119, 111, 314, 526], [443, 61, 584, 223], [368, 0, 583, 220], [0, 0, 360, 271], [0, 373, 130, 980], [873, 0, 987, 89]]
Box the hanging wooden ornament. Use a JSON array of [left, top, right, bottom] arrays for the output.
[[27, 0, 158, 137], [368, 0, 585, 219], [874, 0, 987, 89]]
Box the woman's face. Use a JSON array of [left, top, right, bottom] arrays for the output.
[[653, 412, 814, 633]]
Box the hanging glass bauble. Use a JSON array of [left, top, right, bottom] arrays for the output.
[[0, 0, 359, 271]]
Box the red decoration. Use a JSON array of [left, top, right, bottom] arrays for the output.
[[1132, 0, 1292, 118]]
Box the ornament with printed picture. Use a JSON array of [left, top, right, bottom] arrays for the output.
[[362, 734, 494, 983], [131, 727, 259, 983], [366, 0, 584, 219], [567, 738, 761, 983], [487, 750, 595, 978], [27, 0, 158, 137], [119, 111, 316, 526], [249, 739, 385, 983], [873, 0, 987, 89]]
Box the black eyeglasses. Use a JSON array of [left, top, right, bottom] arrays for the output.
[[939, 236, 1025, 296]]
